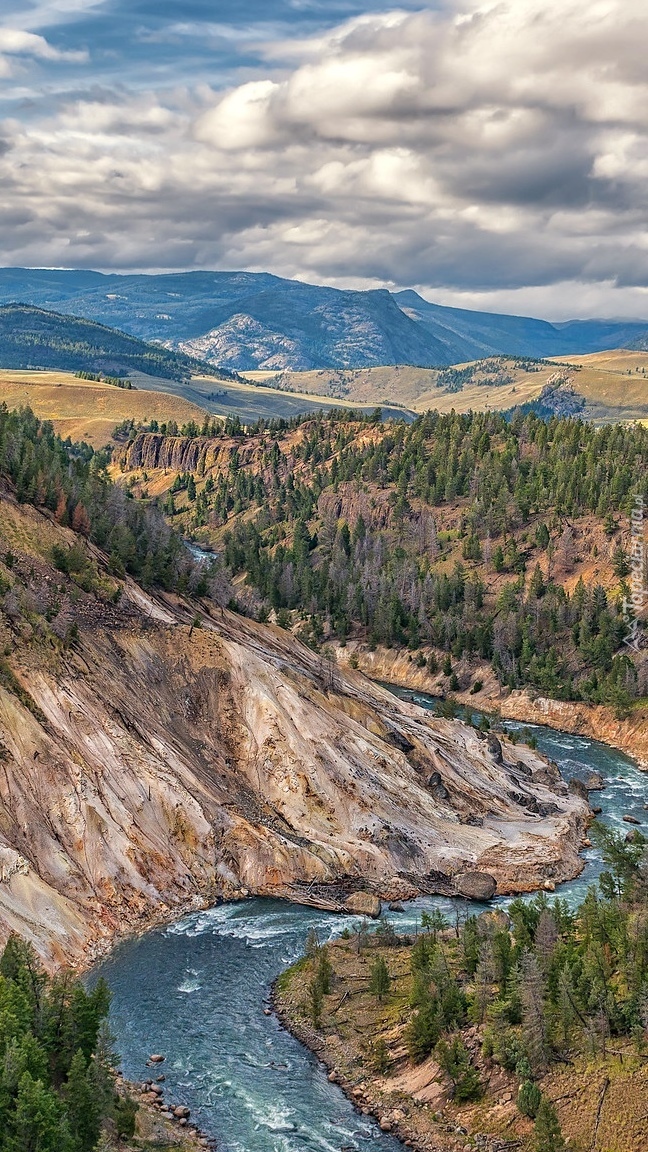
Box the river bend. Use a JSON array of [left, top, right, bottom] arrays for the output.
[[95, 692, 646, 1152]]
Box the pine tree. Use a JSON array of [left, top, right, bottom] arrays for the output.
[[435, 1036, 482, 1102], [406, 992, 441, 1062], [520, 951, 548, 1073], [64, 1050, 101, 1152], [534, 1098, 567, 1152], [517, 1079, 542, 1118], [7, 1071, 74, 1152], [305, 929, 320, 958], [369, 957, 391, 1002]]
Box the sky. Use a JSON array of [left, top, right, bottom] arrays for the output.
[[1, 0, 647, 320]]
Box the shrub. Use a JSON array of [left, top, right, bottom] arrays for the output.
[[369, 957, 391, 1002]]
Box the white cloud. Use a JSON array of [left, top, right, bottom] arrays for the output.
[[0, 26, 87, 61], [2, 1, 106, 33], [0, 0, 647, 318], [195, 81, 282, 150]]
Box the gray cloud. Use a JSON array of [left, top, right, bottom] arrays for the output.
[[1, 0, 648, 318]]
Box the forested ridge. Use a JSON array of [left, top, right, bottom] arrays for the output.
[[0, 304, 231, 382], [122, 407, 648, 708], [0, 403, 206, 595], [2, 399, 647, 708]]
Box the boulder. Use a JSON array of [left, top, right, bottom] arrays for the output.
[[455, 871, 497, 900], [431, 782, 450, 802], [344, 892, 381, 918], [623, 814, 641, 825], [386, 730, 415, 754], [486, 734, 503, 763], [174, 1106, 191, 1119], [149, 1054, 165, 1064], [584, 771, 605, 791], [568, 778, 589, 801], [388, 902, 405, 913], [570, 772, 604, 797], [426, 771, 450, 801]]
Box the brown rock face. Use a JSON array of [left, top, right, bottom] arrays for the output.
[[117, 433, 259, 477], [454, 871, 497, 900]]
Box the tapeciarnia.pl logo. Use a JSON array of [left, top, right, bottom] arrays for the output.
[[621, 495, 646, 652]]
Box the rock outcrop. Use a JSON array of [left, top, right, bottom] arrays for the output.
[[117, 433, 257, 477]]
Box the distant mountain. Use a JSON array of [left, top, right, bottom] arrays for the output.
[[394, 292, 648, 362], [0, 304, 233, 381], [0, 268, 647, 370]]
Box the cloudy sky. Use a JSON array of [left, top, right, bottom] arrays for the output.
[[1, 0, 647, 319]]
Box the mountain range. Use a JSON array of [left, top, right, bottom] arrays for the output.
[[1, 267, 648, 370]]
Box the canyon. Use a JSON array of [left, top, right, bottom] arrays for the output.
[[0, 492, 589, 969]]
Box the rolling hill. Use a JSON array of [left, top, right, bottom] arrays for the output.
[[245, 351, 648, 423], [0, 303, 234, 382], [1, 268, 648, 371], [0, 368, 210, 448], [0, 366, 412, 447]]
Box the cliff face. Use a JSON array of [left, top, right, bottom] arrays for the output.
[[0, 577, 589, 968], [117, 432, 256, 475]]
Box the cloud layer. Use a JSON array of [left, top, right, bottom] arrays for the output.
[[1, 0, 648, 318]]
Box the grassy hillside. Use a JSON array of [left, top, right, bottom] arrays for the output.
[[552, 349, 648, 422], [0, 369, 210, 447], [115, 408, 648, 711], [247, 352, 648, 423], [0, 304, 232, 382], [0, 367, 409, 447]]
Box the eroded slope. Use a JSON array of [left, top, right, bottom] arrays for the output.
[[0, 492, 589, 966]]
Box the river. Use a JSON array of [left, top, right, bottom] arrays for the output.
[[94, 690, 646, 1152]]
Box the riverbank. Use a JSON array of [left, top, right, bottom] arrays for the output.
[[273, 933, 648, 1152], [340, 645, 648, 769], [120, 1072, 217, 1151]]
